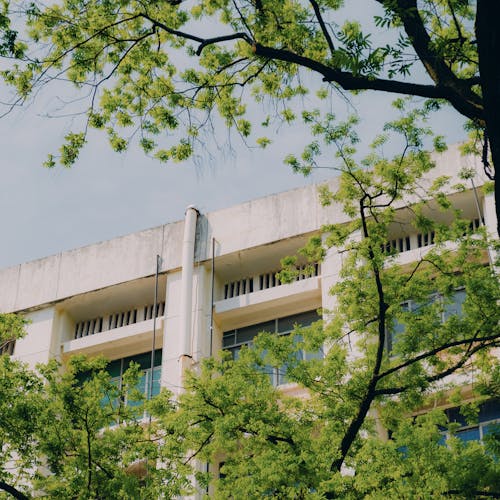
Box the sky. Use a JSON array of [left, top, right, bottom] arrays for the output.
[[0, 3, 469, 270]]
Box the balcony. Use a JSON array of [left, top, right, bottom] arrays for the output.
[[215, 272, 321, 330], [63, 316, 164, 360], [223, 263, 319, 299]]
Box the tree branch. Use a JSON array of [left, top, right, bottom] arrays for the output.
[[374, 338, 500, 396], [309, 0, 335, 55], [377, 329, 499, 381], [331, 194, 388, 472], [140, 10, 483, 122], [0, 482, 29, 500], [377, 0, 483, 121]]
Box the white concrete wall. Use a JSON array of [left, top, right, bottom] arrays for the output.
[[13, 307, 57, 368], [191, 265, 212, 363]]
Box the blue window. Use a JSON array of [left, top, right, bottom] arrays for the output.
[[387, 288, 465, 352], [223, 310, 322, 386], [102, 349, 162, 408], [443, 399, 500, 444]]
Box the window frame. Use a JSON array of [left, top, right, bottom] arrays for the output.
[[222, 310, 322, 386]]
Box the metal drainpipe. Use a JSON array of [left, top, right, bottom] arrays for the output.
[[180, 205, 199, 359]]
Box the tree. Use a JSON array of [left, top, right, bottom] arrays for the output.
[[0, 351, 193, 499], [32, 356, 187, 499], [0, 0, 498, 233], [150, 107, 500, 498], [0, 355, 42, 499], [0, 108, 498, 498], [0, 313, 26, 353]]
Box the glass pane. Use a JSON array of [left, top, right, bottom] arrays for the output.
[[222, 331, 236, 348], [479, 399, 500, 423], [236, 320, 275, 344], [124, 350, 162, 371], [128, 371, 147, 407], [261, 363, 276, 386], [276, 365, 288, 386], [153, 349, 162, 367], [446, 407, 468, 427], [107, 359, 122, 378], [278, 310, 320, 333], [456, 427, 480, 442], [483, 423, 500, 437], [151, 366, 161, 397], [229, 346, 241, 360], [444, 289, 466, 319], [388, 302, 410, 351]]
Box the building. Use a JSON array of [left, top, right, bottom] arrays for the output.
[[0, 147, 498, 493]]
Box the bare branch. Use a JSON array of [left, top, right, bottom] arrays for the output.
[[374, 339, 500, 396], [196, 32, 253, 57], [309, 0, 336, 55]]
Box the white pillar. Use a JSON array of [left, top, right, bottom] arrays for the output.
[[180, 206, 199, 358]]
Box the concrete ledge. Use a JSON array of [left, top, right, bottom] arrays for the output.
[[214, 277, 321, 330], [62, 317, 164, 360]]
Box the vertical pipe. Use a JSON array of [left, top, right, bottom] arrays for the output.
[[180, 205, 199, 358], [149, 254, 161, 400], [146, 254, 161, 484], [209, 238, 216, 357]]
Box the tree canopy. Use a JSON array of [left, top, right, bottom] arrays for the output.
[[157, 105, 500, 498], [0, 352, 196, 500], [1, 106, 499, 499], [0, 0, 498, 232]]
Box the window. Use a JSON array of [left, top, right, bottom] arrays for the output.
[[387, 288, 466, 352], [222, 264, 320, 299], [103, 349, 162, 409], [381, 236, 411, 254], [417, 230, 435, 248], [223, 310, 322, 386], [443, 399, 500, 445]]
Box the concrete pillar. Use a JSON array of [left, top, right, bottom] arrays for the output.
[[13, 307, 56, 369], [180, 206, 199, 358]]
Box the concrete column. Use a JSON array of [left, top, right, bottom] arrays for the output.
[[161, 207, 199, 395], [482, 192, 498, 266], [482, 192, 496, 237], [180, 206, 199, 358], [13, 307, 56, 369]]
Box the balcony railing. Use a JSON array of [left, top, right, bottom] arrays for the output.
[[0, 338, 15, 356], [381, 218, 482, 255], [74, 301, 165, 339], [223, 263, 320, 300]]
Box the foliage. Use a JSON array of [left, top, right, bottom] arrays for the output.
[[0, 313, 27, 344], [0, 353, 192, 499], [0, 355, 44, 500], [151, 106, 500, 498], [1, 102, 499, 498]]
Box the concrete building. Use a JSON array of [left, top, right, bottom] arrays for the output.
[[0, 147, 498, 491]]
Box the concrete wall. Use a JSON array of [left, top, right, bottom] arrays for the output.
[[13, 307, 57, 367]]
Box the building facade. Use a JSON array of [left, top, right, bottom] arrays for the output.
[[0, 147, 498, 493]]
